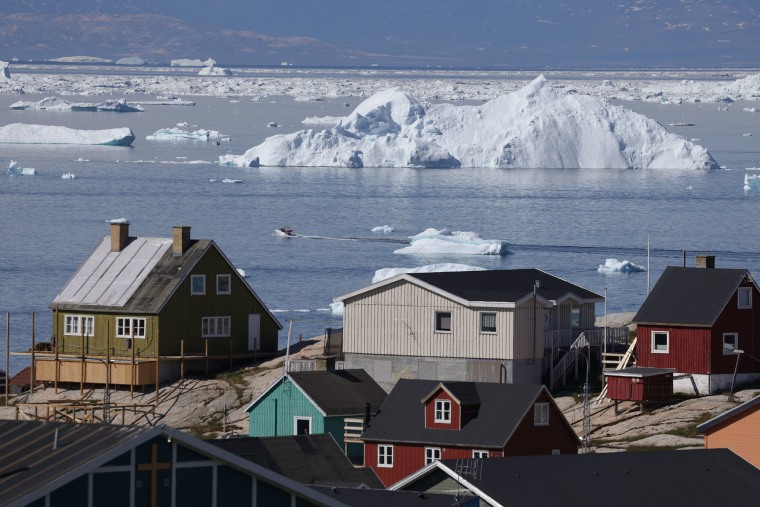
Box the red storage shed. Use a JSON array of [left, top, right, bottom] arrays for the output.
[[605, 367, 674, 402]]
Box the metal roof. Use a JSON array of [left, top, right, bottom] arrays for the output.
[[633, 266, 751, 326], [697, 395, 760, 434], [361, 379, 548, 448], [288, 370, 389, 416], [209, 434, 383, 488], [604, 367, 675, 378], [310, 485, 473, 507], [393, 450, 760, 507]]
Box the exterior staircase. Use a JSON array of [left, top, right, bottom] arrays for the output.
[[550, 332, 590, 389]]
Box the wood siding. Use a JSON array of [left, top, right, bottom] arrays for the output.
[[424, 390, 460, 430], [502, 390, 580, 456], [343, 280, 522, 360], [637, 325, 711, 373], [52, 312, 159, 357], [606, 373, 673, 402], [704, 404, 760, 469], [248, 378, 326, 438], [709, 282, 760, 375]]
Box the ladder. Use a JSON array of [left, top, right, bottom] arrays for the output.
[[594, 337, 637, 404]]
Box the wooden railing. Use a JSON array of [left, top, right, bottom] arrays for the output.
[[550, 332, 590, 389]]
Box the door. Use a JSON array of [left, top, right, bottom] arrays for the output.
[[248, 313, 261, 351], [294, 417, 311, 435]]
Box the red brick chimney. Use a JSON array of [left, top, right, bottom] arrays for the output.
[[172, 226, 191, 256], [110, 222, 129, 252]]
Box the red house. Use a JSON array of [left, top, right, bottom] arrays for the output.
[[361, 379, 579, 487], [633, 257, 760, 395]]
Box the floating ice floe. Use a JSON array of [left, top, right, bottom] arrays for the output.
[[107, 218, 129, 224], [371, 225, 395, 233], [129, 98, 196, 106], [222, 76, 719, 170], [598, 258, 647, 273], [146, 128, 230, 142], [744, 107, 758, 113], [171, 58, 216, 67], [10, 97, 143, 112], [222, 178, 242, 184], [744, 174, 760, 191], [198, 66, 233, 76], [0, 124, 135, 146], [267, 122, 278, 128], [7, 160, 36, 175], [394, 228, 510, 255], [236, 268, 249, 278], [61, 172, 76, 179]]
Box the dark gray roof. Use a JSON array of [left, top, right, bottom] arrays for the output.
[[289, 369, 389, 416], [209, 434, 383, 488], [633, 266, 749, 326], [604, 367, 675, 378], [425, 450, 760, 507], [0, 420, 346, 507], [310, 485, 472, 507], [409, 269, 603, 303], [697, 395, 760, 434], [361, 379, 546, 448]]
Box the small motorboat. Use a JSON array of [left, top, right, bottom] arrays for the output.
[[274, 227, 296, 237]]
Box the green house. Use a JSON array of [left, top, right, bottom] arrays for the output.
[[244, 369, 387, 457], [35, 222, 281, 387]]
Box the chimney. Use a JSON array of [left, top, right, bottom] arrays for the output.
[[172, 226, 191, 256], [110, 222, 129, 252], [696, 255, 715, 269]]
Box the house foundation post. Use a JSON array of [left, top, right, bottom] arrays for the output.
[[30, 312, 35, 395]]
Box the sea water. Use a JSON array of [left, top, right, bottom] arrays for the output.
[[1, 82, 759, 375]]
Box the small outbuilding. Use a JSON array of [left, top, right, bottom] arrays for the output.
[[604, 367, 674, 403]]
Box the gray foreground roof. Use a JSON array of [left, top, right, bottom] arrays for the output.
[[361, 379, 545, 448], [310, 485, 473, 507], [396, 450, 760, 507], [634, 266, 750, 326]]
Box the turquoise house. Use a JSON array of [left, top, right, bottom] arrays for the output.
[[244, 369, 387, 457]]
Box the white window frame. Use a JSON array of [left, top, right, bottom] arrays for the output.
[[723, 333, 739, 355], [435, 311, 452, 333], [201, 316, 231, 338], [191, 274, 206, 295], [479, 312, 497, 334], [217, 274, 231, 295], [434, 399, 451, 423], [293, 416, 312, 435], [64, 315, 94, 337], [378, 445, 393, 468], [472, 450, 489, 459], [425, 447, 441, 465], [651, 330, 669, 354], [738, 287, 752, 309], [534, 402, 549, 426], [116, 317, 146, 339]]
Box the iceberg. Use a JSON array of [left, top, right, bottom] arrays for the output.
[[222, 76, 719, 170], [597, 258, 647, 273], [7, 160, 36, 175], [10, 97, 143, 112], [129, 98, 196, 106], [744, 174, 760, 191], [1, 61, 9, 80], [371, 225, 395, 233], [61, 172, 76, 179], [0, 124, 135, 146], [171, 58, 216, 67], [146, 128, 229, 142], [394, 228, 510, 255], [198, 66, 233, 76], [115, 57, 146, 66]]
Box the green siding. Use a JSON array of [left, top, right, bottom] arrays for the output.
[[52, 311, 159, 357], [248, 377, 326, 438], [324, 416, 347, 450]]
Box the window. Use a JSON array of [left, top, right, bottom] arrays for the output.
[[434, 400, 451, 423], [435, 312, 452, 332], [723, 333, 738, 355], [217, 274, 231, 295], [651, 331, 669, 353], [202, 316, 231, 337], [64, 315, 94, 336], [294, 417, 311, 435], [425, 447, 441, 464], [378, 445, 393, 468], [738, 287, 752, 309], [116, 317, 146, 338], [570, 307, 581, 328], [191, 274, 205, 295], [473, 450, 489, 459], [534, 402, 549, 426], [480, 312, 497, 333]]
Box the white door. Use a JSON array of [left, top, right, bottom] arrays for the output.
[[248, 314, 261, 351]]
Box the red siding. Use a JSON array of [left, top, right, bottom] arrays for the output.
[[710, 285, 760, 374], [606, 373, 673, 402], [637, 325, 711, 373], [424, 390, 460, 429], [502, 391, 579, 456]]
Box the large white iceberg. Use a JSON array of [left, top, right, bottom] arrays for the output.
[[394, 228, 510, 255], [10, 97, 143, 112], [597, 258, 647, 273], [146, 128, 229, 142], [0, 124, 135, 146], [171, 58, 216, 67], [198, 66, 233, 76], [115, 57, 146, 66], [222, 76, 719, 170]]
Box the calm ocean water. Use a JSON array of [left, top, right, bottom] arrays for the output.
[[1, 83, 759, 375]]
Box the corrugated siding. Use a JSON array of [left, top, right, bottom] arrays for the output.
[[637, 325, 711, 373], [705, 405, 760, 469], [343, 281, 517, 360], [425, 390, 461, 429], [248, 378, 325, 438], [514, 300, 542, 360]]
